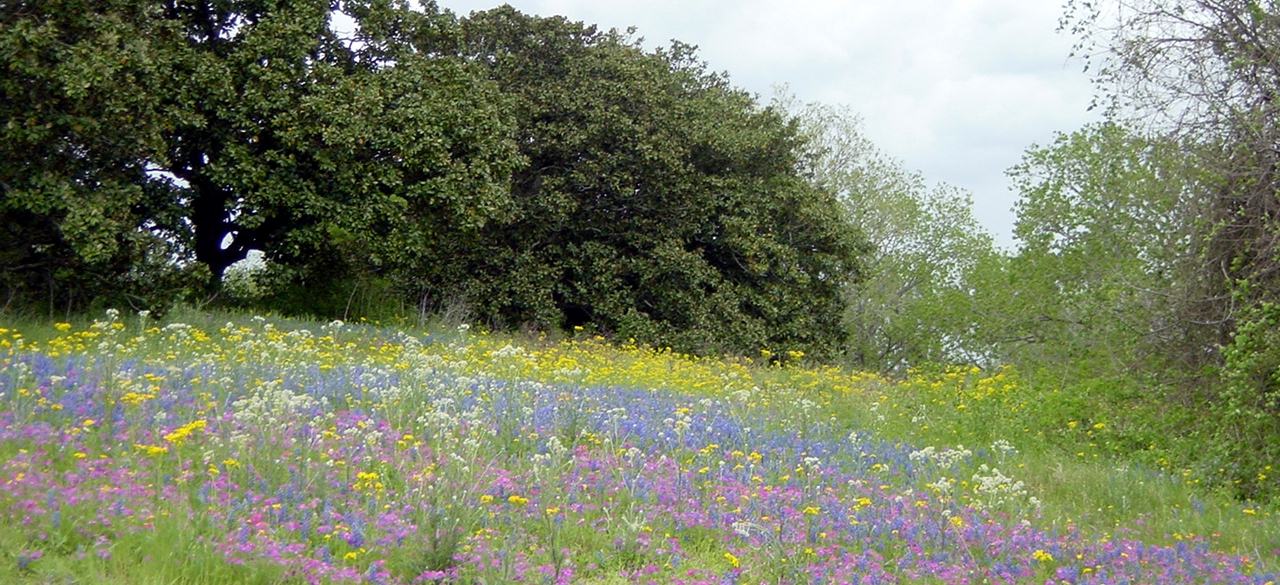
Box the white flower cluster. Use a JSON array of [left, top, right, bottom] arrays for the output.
[[927, 477, 954, 496], [490, 344, 538, 374], [971, 464, 1027, 508], [396, 331, 423, 352], [868, 401, 886, 422], [909, 445, 972, 468], [90, 309, 126, 352], [551, 366, 585, 380], [991, 439, 1019, 457], [230, 379, 320, 430], [545, 435, 569, 458], [225, 380, 331, 449], [490, 344, 528, 359], [411, 391, 496, 456], [369, 383, 403, 404], [601, 406, 629, 441], [731, 520, 767, 539]]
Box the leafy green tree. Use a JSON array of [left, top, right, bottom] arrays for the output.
[[0, 0, 187, 313], [424, 8, 869, 359], [977, 123, 1198, 380], [787, 99, 994, 370], [2, 0, 520, 311], [1061, 0, 1280, 359], [151, 0, 521, 293]]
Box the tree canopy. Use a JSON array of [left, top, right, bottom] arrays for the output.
[[2, 0, 181, 312], [2, 1, 868, 358], [970, 123, 1200, 379], [2, 0, 523, 313], [393, 8, 868, 359]]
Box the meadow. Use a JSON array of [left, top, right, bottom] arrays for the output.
[[2, 309, 1279, 584]]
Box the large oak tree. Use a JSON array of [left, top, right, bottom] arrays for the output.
[[1, 0, 519, 309]]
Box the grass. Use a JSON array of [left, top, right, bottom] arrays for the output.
[[822, 366, 1280, 563], [0, 307, 1277, 583]]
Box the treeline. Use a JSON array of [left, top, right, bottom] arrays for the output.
[[8, 0, 1280, 499]]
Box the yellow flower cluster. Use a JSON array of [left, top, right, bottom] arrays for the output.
[[120, 391, 157, 406], [353, 471, 384, 494], [163, 419, 207, 447], [133, 443, 169, 457]]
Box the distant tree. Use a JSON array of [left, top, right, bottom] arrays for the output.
[[786, 99, 994, 370], [977, 123, 1199, 380], [424, 8, 869, 359], [1, 0, 520, 311]]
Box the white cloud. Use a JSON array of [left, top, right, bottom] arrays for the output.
[[437, 0, 1101, 246]]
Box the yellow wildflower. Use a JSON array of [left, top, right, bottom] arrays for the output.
[[133, 444, 169, 457], [162, 419, 207, 447]]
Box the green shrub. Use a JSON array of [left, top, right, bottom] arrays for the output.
[[1216, 301, 1280, 501]]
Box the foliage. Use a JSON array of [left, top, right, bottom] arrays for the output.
[[4, 2, 865, 359], [412, 8, 870, 360], [152, 0, 521, 293], [1060, 0, 1280, 499], [1062, 0, 1280, 372], [0, 0, 193, 313], [1218, 301, 1280, 500], [977, 123, 1200, 381], [785, 99, 993, 370], [1, 0, 521, 308]]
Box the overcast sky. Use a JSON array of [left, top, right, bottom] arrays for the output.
[[436, 0, 1102, 247]]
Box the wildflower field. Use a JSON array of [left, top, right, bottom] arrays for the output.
[[2, 311, 1279, 584]]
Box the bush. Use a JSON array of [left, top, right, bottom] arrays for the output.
[[1216, 301, 1280, 501]]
